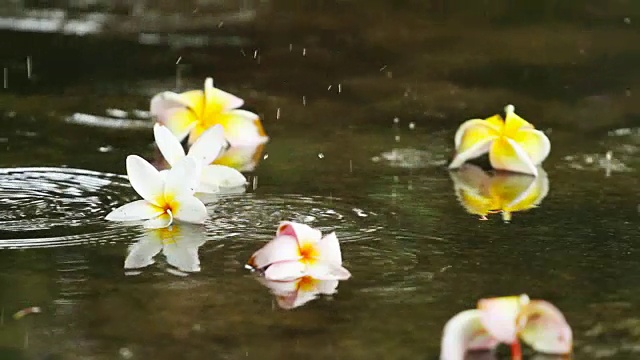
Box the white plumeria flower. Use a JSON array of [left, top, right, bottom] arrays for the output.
[[153, 123, 247, 194], [124, 223, 207, 274], [105, 155, 207, 229]]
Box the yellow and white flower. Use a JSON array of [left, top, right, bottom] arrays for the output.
[[154, 123, 246, 193], [150, 77, 269, 147], [449, 105, 550, 176], [440, 294, 572, 360], [105, 155, 207, 229]]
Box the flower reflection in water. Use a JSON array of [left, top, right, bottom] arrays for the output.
[[256, 276, 342, 310], [449, 164, 549, 222], [213, 143, 266, 172], [124, 223, 207, 275]]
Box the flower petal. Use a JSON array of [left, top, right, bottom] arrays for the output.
[[276, 221, 322, 246], [316, 232, 343, 266], [503, 104, 534, 136], [453, 117, 502, 150], [203, 77, 244, 114], [306, 262, 351, 280], [200, 164, 247, 189], [449, 137, 495, 169], [172, 195, 207, 224], [105, 200, 165, 221], [511, 128, 551, 165], [477, 294, 530, 344], [187, 124, 226, 166], [263, 260, 306, 281], [164, 157, 199, 200], [247, 235, 302, 269], [489, 138, 538, 176], [150, 91, 192, 125], [440, 309, 500, 360], [217, 110, 269, 147], [126, 155, 165, 207], [519, 300, 573, 355], [143, 212, 173, 229], [162, 107, 198, 141], [154, 123, 186, 166], [214, 144, 265, 172], [178, 90, 205, 116], [124, 231, 164, 269]]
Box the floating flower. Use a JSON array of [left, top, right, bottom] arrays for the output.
[[213, 143, 266, 172], [450, 163, 549, 222], [125, 224, 207, 274], [247, 221, 351, 281], [449, 105, 550, 177], [440, 294, 572, 360], [105, 155, 207, 229], [154, 123, 246, 193], [257, 276, 341, 309], [150, 77, 269, 146]]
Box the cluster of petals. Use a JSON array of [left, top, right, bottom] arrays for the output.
[[150, 77, 269, 147], [247, 221, 351, 281], [440, 294, 572, 360], [449, 105, 550, 177]]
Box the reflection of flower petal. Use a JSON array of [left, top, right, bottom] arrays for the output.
[[478, 294, 530, 344], [519, 300, 573, 355], [450, 164, 498, 217], [257, 277, 341, 310], [440, 309, 500, 360], [143, 212, 173, 229], [162, 232, 207, 273], [124, 231, 164, 269], [489, 138, 538, 176]]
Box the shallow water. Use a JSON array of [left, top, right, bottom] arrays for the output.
[[1, 1, 639, 359]]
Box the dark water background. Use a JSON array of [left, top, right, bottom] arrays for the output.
[[0, 1, 639, 359]]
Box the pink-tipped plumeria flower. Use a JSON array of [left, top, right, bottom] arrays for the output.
[[258, 276, 340, 310], [150, 77, 269, 147], [247, 221, 351, 281], [105, 155, 207, 229], [440, 294, 573, 360], [154, 123, 246, 193], [449, 105, 550, 177]]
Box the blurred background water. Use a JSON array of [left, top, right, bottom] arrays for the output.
[[0, 1, 639, 359]]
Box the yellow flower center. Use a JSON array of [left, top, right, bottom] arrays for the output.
[[299, 241, 319, 265]]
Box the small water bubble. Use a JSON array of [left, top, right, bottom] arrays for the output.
[[98, 146, 113, 153], [393, 117, 399, 124], [624, 17, 631, 24], [318, 153, 324, 159], [409, 122, 415, 130]]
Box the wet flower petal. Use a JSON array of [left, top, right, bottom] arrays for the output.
[[162, 107, 199, 141], [171, 195, 207, 224], [306, 262, 351, 280], [217, 109, 269, 147], [453, 118, 501, 150], [105, 199, 164, 221], [200, 164, 247, 190], [154, 123, 186, 166], [449, 137, 495, 169], [519, 300, 573, 355], [478, 294, 530, 344], [203, 77, 244, 114], [247, 235, 301, 269], [440, 309, 500, 360], [277, 221, 322, 246], [187, 124, 226, 166], [143, 212, 173, 229], [503, 104, 534, 135], [489, 137, 538, 176], [213, 143, 265, 172], [164, 157, 199, 200], [126, 155, 165, 207], [264, 261, 306, 281], [316, 232, 343, 265], [510, 128, 551, 166]]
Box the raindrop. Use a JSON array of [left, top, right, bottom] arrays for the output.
[[98, 146, 113, 153], [263, 154, 269, 160], [302, 96, 306, 106], [338, 83, 342, 93], [3, 67, 7, 89], [119, 348, 133, 359], [276, 108, 281, 119], [318, 153, 324, 159], [393, 117, 399, 124], [409, 122, 415, 130], [253, 49, 258, 59], [302, 48, 306, 56], [175, 56, 182, 64], [624, 17, 631, 24], [395, 135, 400, 142], [26, 56, 32, 79]]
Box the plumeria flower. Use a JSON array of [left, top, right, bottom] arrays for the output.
[[105, 155, 207, 229], [450, 164, 549, 222], [257, 276, 341, 310], [213, 143, 266, 172], [449, 105, 550, 177], [125, 224, 207, 274], [440, 294, 573, 360], [247, 221, 351, 281], [154, 123, 246, 193], [150, 77, 269, 147]]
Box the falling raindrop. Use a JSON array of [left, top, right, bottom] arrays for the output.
[[318, 153, 324, 159], [395, 135, 400, 142], [409, 122, 415, 130], [302, 48, 306, 56], [276, 108, 281, 119], [26, 56, 32, 79], [302, 96, 306, 106], [263, 154, 269, 160], [393, 117, 400, 124]]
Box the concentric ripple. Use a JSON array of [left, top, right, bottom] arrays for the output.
[[0, 167, 134, 248]]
